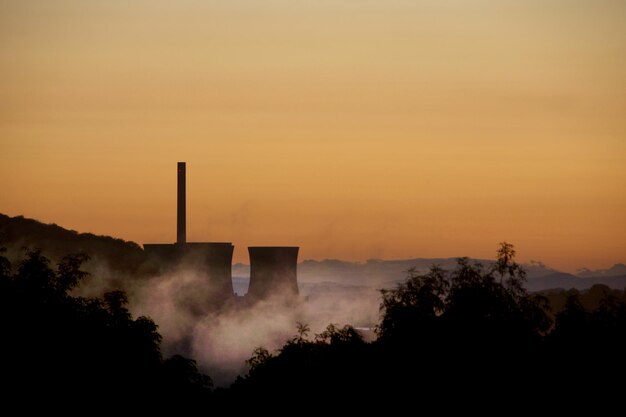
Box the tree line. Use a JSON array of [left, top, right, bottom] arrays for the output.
[[1, 243, 624, 412], [0, 248, 210, 412]]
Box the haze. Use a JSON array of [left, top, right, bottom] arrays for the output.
[[1, 1, 625, 272]]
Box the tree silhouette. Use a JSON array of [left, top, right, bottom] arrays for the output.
[[0, 248, 212, 411], [232, 243, 611, 410], [3, 242, 625, 412]]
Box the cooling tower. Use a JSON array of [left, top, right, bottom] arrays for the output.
[[185, 242, 235, 298], [247, 247, 299, 300], [144, 242, 234, 299]]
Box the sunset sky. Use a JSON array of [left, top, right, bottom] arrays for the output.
[[1, 1, 624, 271]]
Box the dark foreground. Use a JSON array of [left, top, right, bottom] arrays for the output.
[[1, 243, 624, 413]]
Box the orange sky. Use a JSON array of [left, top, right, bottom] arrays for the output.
[[1, 1, 625, 272]]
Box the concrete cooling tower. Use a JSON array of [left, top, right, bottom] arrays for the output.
[[247, 247, 299, 300], [144, 242, 235, 307], [185, 242, 234, 298]]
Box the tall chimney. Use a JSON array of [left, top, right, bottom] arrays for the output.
[[177, 162, 186, 244]]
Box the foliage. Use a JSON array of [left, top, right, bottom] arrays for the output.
[[229, 242, 626, 410], [2, 241, 625, 412], [0, 248, 211, 411], [377, 242, 550, 345]]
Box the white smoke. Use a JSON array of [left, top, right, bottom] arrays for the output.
[[128, 269, 381, 386]]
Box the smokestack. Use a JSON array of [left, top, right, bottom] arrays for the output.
[[177, 162, 186, 244]]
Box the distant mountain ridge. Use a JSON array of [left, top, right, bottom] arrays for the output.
[[577, 263, 626, 278], [2, 213, 624, 291], [525, 272, 626, 292]]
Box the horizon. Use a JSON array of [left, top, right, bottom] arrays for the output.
[[1, 1, 625, 272], [2, 211, 623, 275]]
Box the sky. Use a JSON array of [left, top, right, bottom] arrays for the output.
[[1, 0, 625, 272]]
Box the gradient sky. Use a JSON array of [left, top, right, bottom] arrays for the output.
[[1, 1, 625, 271]]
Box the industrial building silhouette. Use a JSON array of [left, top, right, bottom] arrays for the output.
[[143, 162, 299, 303]]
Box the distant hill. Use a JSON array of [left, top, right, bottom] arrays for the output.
[[0, 213, 146, 277], [577, 263, 626, 278], [527, 272, 626, 292], [234, 258, 484, 286], [289, 257, 561, 286], [539, 285, 626, 315], [236, 256, 625, 291]]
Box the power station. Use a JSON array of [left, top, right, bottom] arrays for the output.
[[144, 162, 299, 304]]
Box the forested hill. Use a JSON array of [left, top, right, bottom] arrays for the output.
[[0, 213, 146, 275]]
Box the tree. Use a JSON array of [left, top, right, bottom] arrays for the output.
[[494, 241, 527, 291], [377, 265, 448, 342], [316, 323, 363, 345], [294, 321, 310, 344], [0, 249, 213, 411], [55, 252, 90, 293], [376, 243, 551, 396], [246, 346, 272, 372], [0, 247, 10, 279]]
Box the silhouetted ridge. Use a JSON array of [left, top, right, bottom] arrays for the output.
[[0, 213, 145, 274]]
